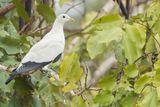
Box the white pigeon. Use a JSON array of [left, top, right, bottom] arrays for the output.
[[5, 14, 74, 84]]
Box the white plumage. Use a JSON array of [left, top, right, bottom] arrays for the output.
[[21, 29, 64, 63], [5, 14, 74, 84]]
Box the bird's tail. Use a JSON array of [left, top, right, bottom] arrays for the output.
[[5, 68, 17, 85]]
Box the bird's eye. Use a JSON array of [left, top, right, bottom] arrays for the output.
[[63, 16, 65, 18]]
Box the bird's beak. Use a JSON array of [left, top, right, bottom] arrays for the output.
[[70, 18, 76, 22]]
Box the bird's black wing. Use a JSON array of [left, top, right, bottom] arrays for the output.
[[17, 53, 62, 74], [5, 61, 50, 85], [16, 61, 51, 74], [53, 53, 62, 63], [5, 53, 62, 85]]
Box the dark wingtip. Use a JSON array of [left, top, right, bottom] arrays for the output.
[[5, 81, 10, 85], [5, 76, 14, 85], [5, 68, 17, 85]]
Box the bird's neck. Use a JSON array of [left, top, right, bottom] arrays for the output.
[[50, 20, 64, 34], [45, 19, 65, 43]]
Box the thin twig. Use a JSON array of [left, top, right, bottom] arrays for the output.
[[82, 62, 89, 88], [0, 64, 13, 72], [64, 1, 84, 14], [0, 64, 7, 71], [133, 52, 153, 63], [81, 94, 90, 106], [42, 65, 59, 80], [139, 83, 156, 96], [38, 19, 45, 28], [18, 23, 30, 34], [89, 87, 102, 91], [65, 12, 100, 39], [116, 68, 124, 84], [28, 25, 50, 35], [74, 54, 117, 96], [136, 0, 150, 6], [151, 33, 160, 49], [75, 84, 92, 96], [135, 21, 160, 49], [134, 54, 146, 63]]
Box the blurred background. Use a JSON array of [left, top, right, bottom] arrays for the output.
[[1, 0, 160, 107]]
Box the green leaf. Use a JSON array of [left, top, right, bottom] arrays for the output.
[[87, 21, 123, 59], [0, 21, 23, 55], [154, 34, 160, 52], [122, 24, 146, 64], [114, 88, 128, 101], [0, 30, 9, 36], [6, 21, 19, 37], [37, 76, 49, 94], [37, 4, 55, 23], [156, 86, 160, 100], [145, 35, 155, 53], [87, 35, 106, 59], [0, 0, 12, 7], [59, 53, 83, 92], [94, 14, 121, 24], [114, 42, 126, 62], [32, 95, 41, 107], [138, 86, 158, 107], [0, 36, 20, 54], [98, 75, 116, 91], [94, 90, 114, 106], [0, 102, 8, 107], [154, 60, 160, 73], [14, 77, 34, 96], [0, 51, 4, 58], [118, 75, 132, 89], [62, 83, 77, 93], [9, 97, 21, 107], [124, 64, 138, 78], [71, 96, 87, 107], [98, 24, 123, 44], [120, 92, 137, 107], [1, 56, 19, 66], [12, 0, 29, 22], [152, 19, 160, 36], [0, 71, 11, 93], [134, 75, 151, 93], [146, 2, 160, 27]]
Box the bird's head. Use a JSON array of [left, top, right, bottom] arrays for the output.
[[57, 14, 75, 23]]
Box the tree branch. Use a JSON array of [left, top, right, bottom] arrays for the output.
[[0, 3, 15, 16], [65, 11, 100, 39], [90, 54, 117, 86], [0, 64, 13, 72], [64, 1, 84, 14], [73, 54, 117, 96], [42, 65, 59, 80], [126, 0, 130, 15], [28, 25, 50, 35], [0, 64, 7, 71], [136, 0, 150, 6], [18, 23, 30, 34], [114, 0, 129, 19]]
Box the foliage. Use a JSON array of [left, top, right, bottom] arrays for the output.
[[0, 0, 160, 107]]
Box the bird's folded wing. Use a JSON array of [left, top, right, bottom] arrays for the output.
[[22, 39, 64, 63]]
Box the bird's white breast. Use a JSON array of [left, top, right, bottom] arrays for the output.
[[21, 32, 65, 63]]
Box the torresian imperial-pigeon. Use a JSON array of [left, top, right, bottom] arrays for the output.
[[5, 14, 74, 84]]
